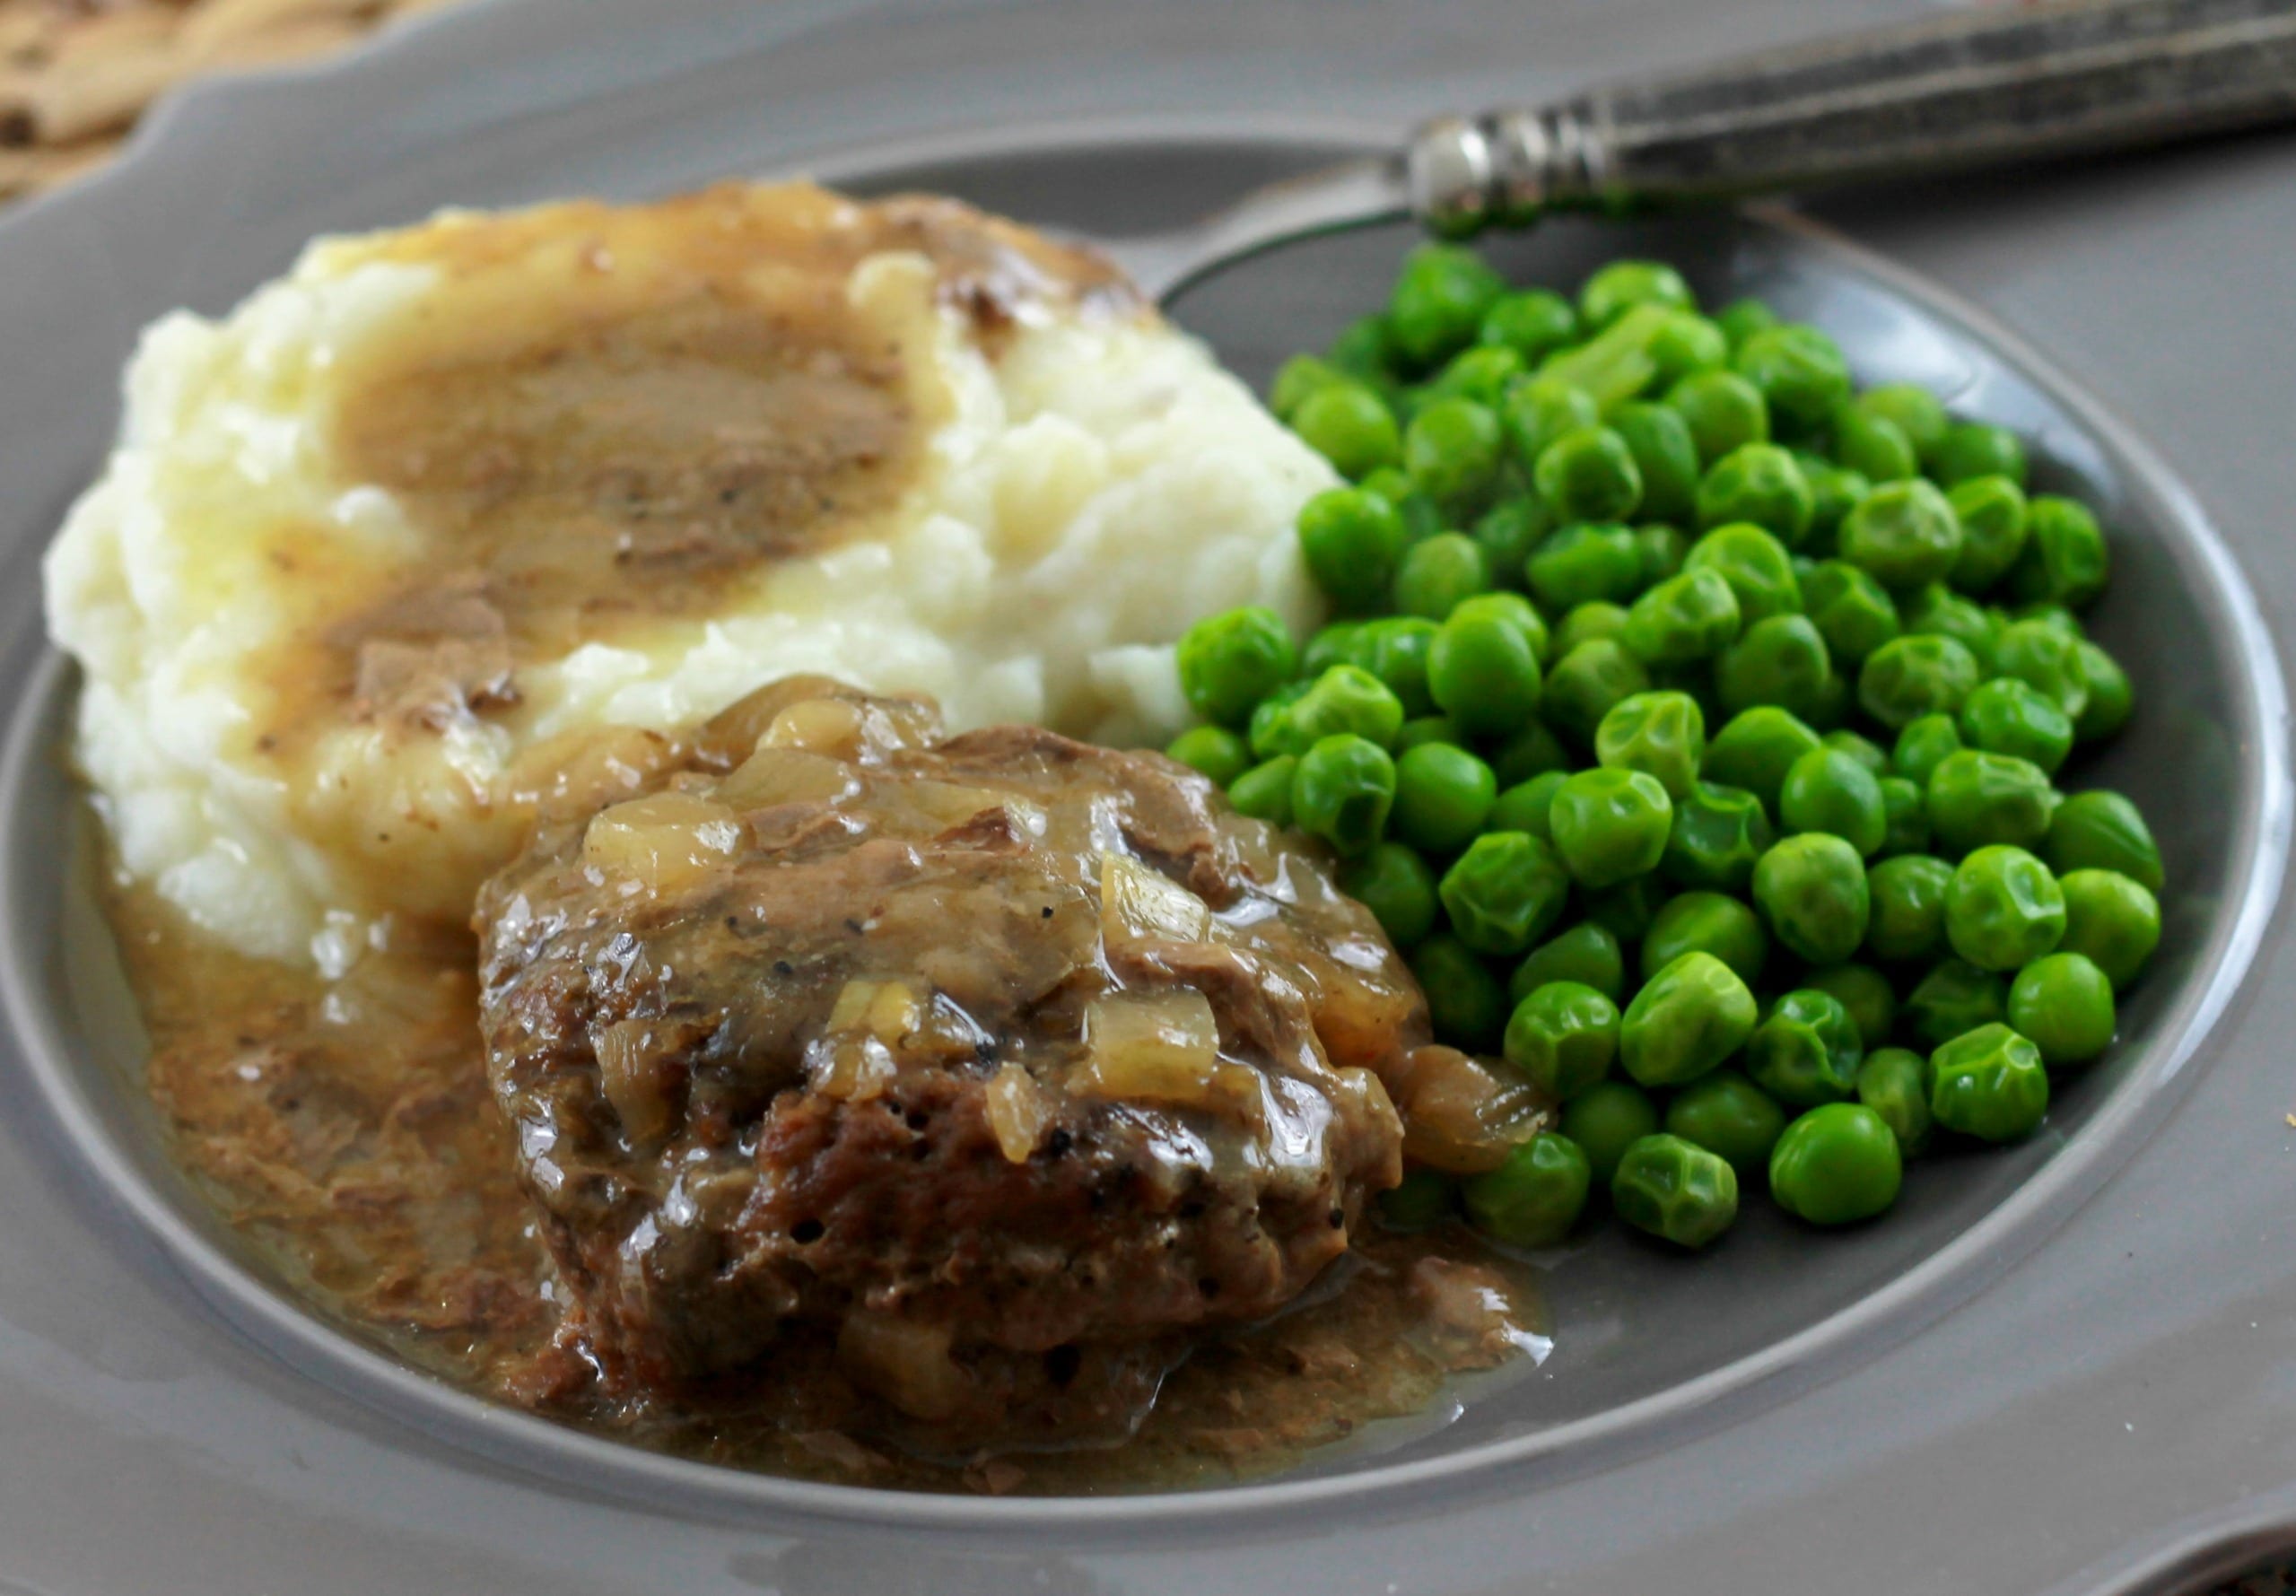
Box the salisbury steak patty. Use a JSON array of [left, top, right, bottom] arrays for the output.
[[475, 677, 1420, 1426]]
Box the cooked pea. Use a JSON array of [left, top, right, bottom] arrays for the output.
[[1927, 1022, 2049, 1141], [1427, 608, 1544, 738], [1426, 344, 1526, 408], [1359, 466, 1444, 541], [1303, 621, 1365, 678], [1327, 314, 1395, 379], [1527, 523, 1644, 612], [1955, 676, 2073, 775], [1480, 289, 1581, 363], [1228, 756, 1297, 826], [1509, 922, 1628, 1006], [1612, 1134, 1741, 1249], [1438, 831, 1572, 955], [1502, 376, 1602, 469], [1412, 933, 1508, 1051], [1585, 875, 1669, 943], [1696, 443, 1814, 545], [1505, 981, 1622, 1100], [1803, 962, 1899, 1051], [1876, 775, 1932, 858], [1388, 243, 1506, 368], [1491, 720, 1573, 786], [1378, 1168, 1457, 1230], [1549, 767, 1673, 887], [1634, 522, 1692, 588], [1611, 402, 1702, 523], [1715, 615, 1835, 728], [2056, 868, 2162, 989], [1555, 599, 1632, 657], [1855, 1046, 1934, 1156], [1279, 664, 1406, 751], [1641, 891, 1769, 988], [1778, 745, 1887, 858], [1840, 478, 1963, 589], [2007, 951, 2117, 1068], [1899, 582, 2000, 675], [1464, 1132, 1593, 1247], [1946, 475, 2030, 592], [2073, 641, 2134, 741], [1929, 421, 2029, 490], [1902, 957, 2010, 1049], [1703, 705, 1823, 815], [1291, 734, 1397, 855], [1733, 324, 1852, 434], [1715, 297, 1779, 350], [1298, 485, 1410, 614], [1684, 522, 1803, 621], [1649, 310, 1731, 390], [1339, 842, 1441, 949], [1595, 690, 1707, 798], [1856, 384, 1951, 461], [1622, 566, 1742, 666], [1893, 712, 1964, 788], [1392, 742, 1498, 854], [1270, 354, 1353, 423], [1822, 728, 1888, 774], [1619, 950, 1760, 1087], [1829, 403, 1916, 484], [2014, 600, 2084, 639], [1864, 853, 1955, 964], [1753, 833, 1871, 964], [1176, 606, 1298, 728], [1165, 725, 1252, 787], [1803, 460, 1872, 551], [1858, 633, 1983, 731], [1992, 618, 2091, 720], [1405, 397, 1506, 518], [1396, 714, 1465, 753], [1667, 369, 1771, 465], [1580, 259, 1695, 330], [1454, 590, 1551, 660], [1945, 845, 2066, 972], [1801, 560, 1900, 666], [1769, 1103, 1902, 1225], [1292, 382, 1404, 479], [2010, 495, 2110, 608], [2045, 789, 2164, 892], [1663, 781, 1776, 894], [1745, 988, 1864, 1106], [1471, 498, 1552, 595], [1561, 1079, 1662, 1186], [1488, 770, 1568, 840], [1665, 1070, 1789, 1176], [1343, 616, 1442, 718], [1393, 531, 1494, 621], [1542, 638, 1653, 746], [1536, 427, 1645, 524]]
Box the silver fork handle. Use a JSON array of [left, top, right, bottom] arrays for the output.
[[1411, 0, 2296, 234]]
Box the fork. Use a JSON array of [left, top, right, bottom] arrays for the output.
[[1096, 0, 2296, 304]]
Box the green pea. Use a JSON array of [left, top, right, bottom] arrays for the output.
[[1360, 466, 1444, 541], [1715, 614, 1838, 735], [1753, 833, 1871, 964], [1703, 706, 1823, 816], [1542, 638, 1653, 747], [1405, 397, 1506, 518], [1388, 243, 1507, 368], [2045, 789, 2163, 893], [2057, 868, 2161, 990], [1505, 981, 1621, 1100], [1958, 676, 2073, 774], [1733, 324, 1852, 435], [1502, 377, 1602, 469], [1270, 354, 1353, 423], [1946, 475, 2030, 593], [1927, 1022, 2049, 1141], [1993, 618, 2091, 721], [2073, 641, 2134, 742], [1666, 370, 1771, 466], [1391, 742, 1498, 855], [1471, 498, 1552, 595], [1509, 922, 1628, 1007], [1326, 314, 1395, 379], [1902, 957, 2009, 1049], [1696, 442, 1814, 545], [1595, 690, 1707, 798], [1899, 582, 2001, 675], [1176, 606, 1298, 728], [1393, 531, 1494, 621], [1303, 621, 1365, 679], [2009, 495, 2109, 608], [1339, 842, 1443, 950], [1858, 632, 1982, 732], [1802, 460, 1872, 552], [1857, 384, 1951, 461], [1165, 725, 1252, 787], [1489, 770, 1568, 840], [1454, 590, 1551, 658], [1527, 522, 1644, 612], [1641, 891, 1769, 988], [1290, 735, 1397, 855], [1248, 682, 1310, 760], [1585, 875, 1669, 943], [1801, 560, 1900, 667], [1611, 402, 1702, 522], [1549, 767, 1673, 887], [1634, 522, 1693, 588], [1426, 344, 1526, 409], [1538, 303, 1680, 412], [1491, 720, 1574, 787], [1829, 404, 1916, 484], [1647, 660, 1725, 731], [1649, 310, 1731, 389], [1283, 664, 1407, 751], [1378, 1167, 1457, 1231], [1864, 853, 1954, 964], [1665, 1071, 1788, 1176], [1769, 1103, 1902, 1225], [1684, 522, 1803, 622], [1395, 714, 1465, 753], [1945, 844, 2065, 971], [1620, 950, 1759, 1087], [1928, 748, 2056, 854], [1778, 746, 1887, 858], [1480, 289, 1581, 363], [1745, 988, 1864, 1106], [1622, 566, 1742, 666], [1555, 600, 1632, 657], [1877, 775, 1933, 859], [1803, 962, 1899, 1051], [1411, 933, 1509, 1052], [1820, 729, 1888, 774], [2014, 602, 2083, 639], [1464, 1132, 1593, 1247], [1893, 712, 1964, 788], [1611, 1134, 1741, 1249], [1293, 382, 1404, 479], [1840, 477, 1963, 589], [1929, 422, 2029, 490], [1855, 1047, 1934, 1156], [1439, 831, 1572, 956], [1427, 610, 1543, 740], [1580, 259, 1695, 330], [1228, 756, 1297, 826], [1561, 1080, 1662, 1187], [1297, 486, 1409, 614], [1536, 428, 1645, 524], [2006, 951, 2116, 1069], [1663, 781, 1776, 894], [1342, 616, 1442, 718], [1715, 298, 1778, 351]]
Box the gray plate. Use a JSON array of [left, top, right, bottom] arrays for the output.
[[2, 2, 2295, 1592]]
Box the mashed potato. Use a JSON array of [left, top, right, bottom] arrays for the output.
[[46, 183, 1329, 971]]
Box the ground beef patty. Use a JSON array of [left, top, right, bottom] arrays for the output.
[[474, 676, 1419, 1433]]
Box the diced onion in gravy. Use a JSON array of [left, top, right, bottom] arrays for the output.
[[714, 747, 860, 811], [593, 1018, 676, 1147], [835, 1311, 969, 1422], [826, 979, 923, 1044], [1099, 852, 1210, 946], [982, 1062, 1052, 1164], [1392, 1044, 1549, 1174], [581, 792, 745, 894], [1074, 989, 1261, 1121]]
